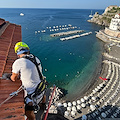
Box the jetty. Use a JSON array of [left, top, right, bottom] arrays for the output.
[[60, 32, 92, 41], [50, 30, 84, 37]]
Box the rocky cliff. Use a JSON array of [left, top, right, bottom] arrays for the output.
[[88, 5, 120, 27]]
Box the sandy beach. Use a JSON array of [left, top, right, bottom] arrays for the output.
[[44, 40, 120, 120]]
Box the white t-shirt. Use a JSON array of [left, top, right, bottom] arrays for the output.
[[12, 55, 42, 94]]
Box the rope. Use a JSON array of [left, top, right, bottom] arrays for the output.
[[0, 85, 23, 107], [44, 85, 56, 120]]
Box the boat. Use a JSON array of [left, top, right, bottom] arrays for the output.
[[20, 13, 24, 16], [89, 10, 93, 18]]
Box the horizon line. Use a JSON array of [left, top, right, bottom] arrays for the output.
[[0, 7, 104, 10]]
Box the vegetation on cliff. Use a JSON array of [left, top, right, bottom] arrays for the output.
[[88, 5, 120, 27]]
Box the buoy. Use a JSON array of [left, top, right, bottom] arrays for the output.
[[55, 75, 57, 77], [59, 58, 61, 61], [45, 69, 48, 72], [77, 71, 79, 74], [38, 31, 40, 33], [66, 74, 68, 77], [45, 58, 47, 60]]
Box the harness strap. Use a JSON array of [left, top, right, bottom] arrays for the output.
[[22, 54, 43, 80]]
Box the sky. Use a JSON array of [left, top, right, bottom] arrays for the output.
[[0, 0, 120, 9]]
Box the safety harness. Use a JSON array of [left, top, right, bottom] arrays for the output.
[[22, 54, 47, 112]]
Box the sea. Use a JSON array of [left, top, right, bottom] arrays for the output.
[[0, 8, 104, 100]]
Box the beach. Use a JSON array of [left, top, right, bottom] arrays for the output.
[[45, 40, 120, 120]]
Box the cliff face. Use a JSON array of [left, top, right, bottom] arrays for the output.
[[88, 5, 120, 27]]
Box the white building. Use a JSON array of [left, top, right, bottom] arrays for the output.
[[109, 14, 120, 31]]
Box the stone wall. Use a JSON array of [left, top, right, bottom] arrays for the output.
[[104, 27, 120, 38]]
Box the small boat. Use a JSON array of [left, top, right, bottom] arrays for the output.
[[89, 10, 93, 18], [20, 13, 24, 16]]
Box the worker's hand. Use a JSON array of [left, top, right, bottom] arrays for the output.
[[1, 73, 12, 80]]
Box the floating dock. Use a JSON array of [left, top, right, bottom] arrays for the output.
[[50, 30, 84, 37], [60, 32, 92, 41]]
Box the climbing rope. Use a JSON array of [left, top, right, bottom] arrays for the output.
[[44, 85, 56, 120], [0, 85, 24, 107]]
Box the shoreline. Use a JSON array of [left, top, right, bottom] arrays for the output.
[[61, 42, 105, 102], [49, 39, 120, 119]]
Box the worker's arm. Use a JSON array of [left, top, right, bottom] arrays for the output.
[[11, 73, 19, 81]]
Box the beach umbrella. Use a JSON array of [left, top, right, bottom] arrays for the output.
[[68, 102, 72, 107], [63, 103, 67, 107], [67, 107, 71, 111], [71, 111, 76, 117], [84, 96, 88, 100], [81, 98, 85, 103], [101, 112, 107, 118], [95, 88, 99, 91], [77, 105, 81, 110], [92, 97, 96, 101], [81, 103, 86, 108], [72, 106, 77, 112], [82, 115, 87, 120], [99, 83, 104, 87], [92, 90, 97, 94], [64, 111, 69, 116], [90, 105, 96, 111], [77, 100, 81, 104], [72, 101, 76, 106], [57, 102, 63, 107], [97, 86, 101, 89]]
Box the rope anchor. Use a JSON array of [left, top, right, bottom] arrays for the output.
[[0, 85, 23, 107], [10, 91, 18, 96]]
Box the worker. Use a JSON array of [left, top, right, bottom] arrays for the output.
[[11, 42, 47, 120]]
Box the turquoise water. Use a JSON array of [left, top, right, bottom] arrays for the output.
[[0, 8, 104, 99]]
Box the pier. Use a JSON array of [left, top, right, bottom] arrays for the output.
[[50, 30, 84, 37], [60, 32, 92, 41]]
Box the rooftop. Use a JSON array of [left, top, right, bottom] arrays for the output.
[[0, 18, 24, 120]]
